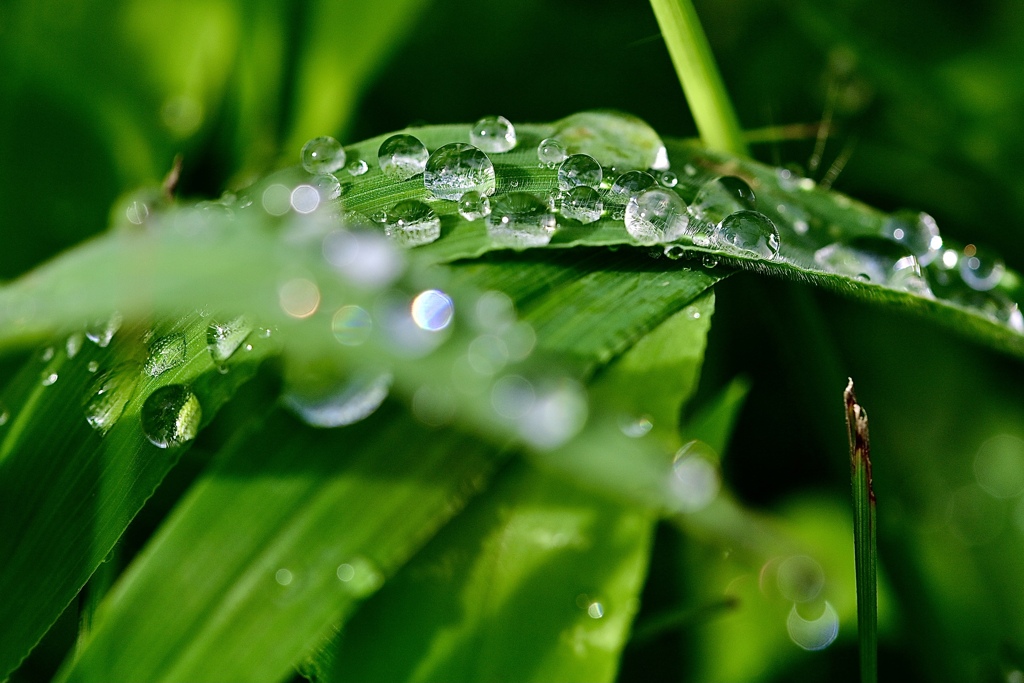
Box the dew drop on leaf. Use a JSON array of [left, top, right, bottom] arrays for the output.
[[881, 210, 942, 266], [690, 175, 756, 225], [84, 363, 141, 434], [458, 190, 491, 221], [423, 143, 495, 200], [301, 136, 346, 174], [141, 384, 202, 449], [485, 192, 557, 248], [144, 333, 187, 377], [206, 315, 252, 365], [377, 134, 429, 180], [560, 186, 603, 224], [715, 210, 781, 260], [345, 158, 369, 176], [470, 115, 517, 153], [384, 200, 441, 247], [85, 312, 123, 348], [624, 188, 688, 244], [536, 137, 567, 167], [557, 154, 602, 191]]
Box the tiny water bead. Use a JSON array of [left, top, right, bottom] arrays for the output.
[[560, 186, 603, 224], [206, 315, 252, 365], [557, 154, 602, 191], [311, 173, 342, 201], [470, 115, 517, 153], [624, 188, 689, 245], [332, 305, 373, 345], [301, 136, 346, 174], [84, 363, 141, 434], [458, 190, 491, 221], [411, 290, 454, 332], [140, 384, 202, 449], [715, 210, 781, 260], [144, 333, 187, 377], [959, 243, 1004, 291], [423, 143, 496, 200], [346, 158, 369, 176], [384, 199, 441, 247], [377, 134, 429, 180], [485, 192, 557, 248], [609, 170, 656, 200], [690, 175, 756, 225], [537, 138, 567, 167], [658, 170, 678, 188], [881, 210, 942, 266]]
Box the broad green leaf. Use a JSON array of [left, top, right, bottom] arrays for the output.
[[0, 312, 274, 680]]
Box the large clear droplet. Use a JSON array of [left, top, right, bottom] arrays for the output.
[[301, 136, 346, 174], [206, 316, 252, 365], [485, 192, 557, 248], [144, 333, 188, 377], [458, 190, 491, 221], [881, 210, 942, 266], [557, 154, 602, 191], [141, 384, 202, 448], [624, 188, 689, 244], [690, 175, 756, 226], [715, 210, 781, 260], [609, 170, 657, 200], [423, 143, 496, 200], [959, 244, 1004, 291], [560, 186, 603, 224], [384, 199, 441, 247], [377, 134, 429, 180], [537, 138, 567, 167], [470, 115, 517, 153], [84, 363, 141, 434], [284, 372, 392, 428]]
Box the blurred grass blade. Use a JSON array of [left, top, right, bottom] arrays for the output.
[[0, 313, 273, 680], [844, 379, 878, 683], [57, 405, 502, 683], [648, 0, 748, 156]]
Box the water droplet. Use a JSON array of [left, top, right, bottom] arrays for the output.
[[470, 115, 517, 153], [587, 601, 605, 619], [126, 200, 150, 225], [311, 173, 341, 201], [663, 245, 686, 260], [289, 184, 320, 214], [85, 312, 123, 348], [618, 414, 653, 438], [959, 243, 1004, 291], [610, 170, 656, 200], [670, 440, 720, 512], [40, 346, 55, 363], [279, 278, 321, 318], [144, 333, 187, 377], [690, 175, 756, 225], [411, 290, 454, 331], [41, 372, 58, 387], [816, 238, 931, 294], [87, 361, 100, 373], [384, 200, 441, 247], [424, 143, 496, 200], [332, 305, 372, 345], [206, 316, 252, 365], [336, 556, 384, 597], [881, 210, 942, 265], [560, 186, 603, 224], [345, 158, 369, 176], [141, 384, 202, 448], [301, 136, 346, 174], [624, 188, 689, 244], [458, 190, 491, 221], [715, 210, 781, 260], [85, 363, 141, 434], [65, 333, 84, 359], [787, 601, 839, 651], [485, 192, 557, 248], [537, 138, 567, 167], [284, 372, 392, 428], [275, 568, 294, 586], [658, 171, 678, 188], [777, 555, 825, 603], [557, 154, 602, 191], [702, 254, 719, 268], [377, 134, 429, 180]]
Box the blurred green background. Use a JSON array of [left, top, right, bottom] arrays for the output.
[[2, 0, 1024, 680]]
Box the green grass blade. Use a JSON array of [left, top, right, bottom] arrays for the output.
[[649, 0, 748, 156], [0, 313, 273, 680], [844, 379, 878, 683]]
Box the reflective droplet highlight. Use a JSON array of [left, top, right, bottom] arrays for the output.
[[384, 199, 441, 247], [411, 290, 454, 331], [624, 188, 689, 244], [485, 192, 557, 248], [470, 115, 516, 153], [378, 134, 429, 180], [715, 210, 781, 260], [881, 210, 942, 266], [301, 136, 346, 174], [537, 138, 567, 167], [141, 384, 202, 449], [423, 143, 496, 200], [346, 158, 369, 176], [85, 312, 123, 348], [144, 333, 187, 377]]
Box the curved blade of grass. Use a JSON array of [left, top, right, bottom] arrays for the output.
[[845, 379, 878, 683], [0, 312, 275, 680], [648, 0, 748, 156]]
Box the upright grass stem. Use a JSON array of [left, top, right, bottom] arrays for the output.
[[844, 379, 878, 683], [649, 0, 749, 157]]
